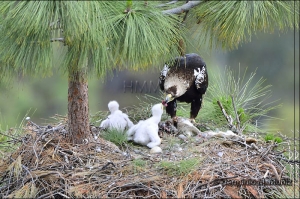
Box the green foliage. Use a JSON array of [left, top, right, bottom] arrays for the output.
[[101, 128, 128, 147], [104, 1, 184, 70], [0, 1, 297, 82], [0, 1, 184, 82], [199, 66, 281, 133], [264, 133, 283, 143], [90, 111, 109, 126], [0, 110, 32, 159], [0, 2, 54, 78], [209, 97, 249, 130], [132, 158, 147, 174], [189, 1, 299, 50], [158, 158, 200, 176], [212, 97, 232, 123], [264, 133, 275, 142], [176, 106, 190, 118], [273, 137, 283, 144], [275, 183, 300, 199], [237, 108, 247, 124], [132, 158, 147, 167]]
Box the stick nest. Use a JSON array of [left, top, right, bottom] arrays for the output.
[[0, 115, 298, 198]]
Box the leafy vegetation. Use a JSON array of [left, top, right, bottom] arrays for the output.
[[158, 157, 201, 176], [90, 110, 109, 125], [273, 137, 283, 144], [176, 106, 190, 118], [264, 133, 275, 142], [0, 2, 184, 79], [189, 1, 298, 49], [0, 110, 33, 158], [199, 66, 281, 133], [132, 158, 148, 174], [101, 128, 128, 147], [264, 133, 283, 143], [275, 183, 300, 199]]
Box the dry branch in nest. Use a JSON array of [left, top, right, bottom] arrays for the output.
[[0, 116, 298, 198], [217, 99, 242, 135]]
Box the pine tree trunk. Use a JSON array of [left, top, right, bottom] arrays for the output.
[[67, 69, 90, 144]]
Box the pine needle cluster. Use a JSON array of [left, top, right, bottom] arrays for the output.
[[199, 66, 281, 133]]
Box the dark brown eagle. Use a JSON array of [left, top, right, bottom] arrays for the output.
[[159, 53, 208, 123]]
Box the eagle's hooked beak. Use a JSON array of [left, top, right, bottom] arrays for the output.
[[162, 94, 174, 107]]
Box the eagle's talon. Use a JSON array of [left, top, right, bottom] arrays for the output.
[[190, 118, 196, 124], [190, 119, 201, 128]]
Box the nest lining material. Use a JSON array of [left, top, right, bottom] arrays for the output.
[[0, 117, 298, 198]]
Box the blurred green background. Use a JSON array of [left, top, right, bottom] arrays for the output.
[[0, 29, 298, 137]]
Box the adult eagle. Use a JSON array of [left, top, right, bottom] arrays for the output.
[[160, 53, 208, 123]]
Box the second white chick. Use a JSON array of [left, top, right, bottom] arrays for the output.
[[100, 101, 133, 131], [127, 103, 163, 148]]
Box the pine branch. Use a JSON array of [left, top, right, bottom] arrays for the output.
[[157, 1, 179, 8], [162, 1, 202, 14]]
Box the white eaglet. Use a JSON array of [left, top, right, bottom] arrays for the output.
[[100, 101, 133, 131], [126, 103, 163, 148]]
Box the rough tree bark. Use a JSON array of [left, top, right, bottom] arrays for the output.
[[67, 67, 90, 144]]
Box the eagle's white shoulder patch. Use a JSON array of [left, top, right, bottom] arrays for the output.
[[161, 64, 169, 77], [194, 66, 206, 87]]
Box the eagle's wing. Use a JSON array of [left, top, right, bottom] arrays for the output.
[[159, 64, 169, 91], [122, 113, 134, 128], [193, 65, 208, 94], [100, 117, 110, 129], [126, 121, 142, 136]]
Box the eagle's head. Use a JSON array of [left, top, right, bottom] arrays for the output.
[[162, 94, 173, 106], [162, 81, 187, 106]]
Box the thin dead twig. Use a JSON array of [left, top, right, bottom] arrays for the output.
[[231, 95, 241, 134], [258, 163, 280, 181], [217, 100, 234, 129]]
